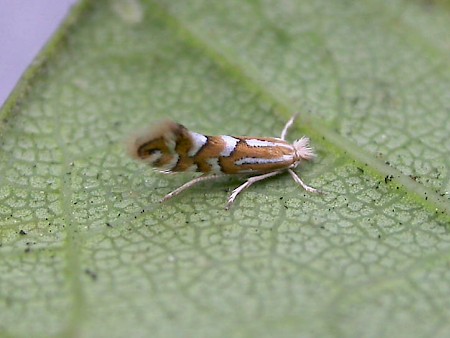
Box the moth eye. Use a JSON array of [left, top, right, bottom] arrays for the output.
[[145, 148, 163, 161], [137, 145, 160, 159], [147, 148, 159, 155]]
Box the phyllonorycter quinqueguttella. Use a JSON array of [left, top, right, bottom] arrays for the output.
[[128, 113, 321, 210]]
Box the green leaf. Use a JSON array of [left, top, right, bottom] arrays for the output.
[[1, 0, 449, 337]]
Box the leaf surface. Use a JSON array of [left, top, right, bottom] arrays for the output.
[[1, 0, 449, 337]]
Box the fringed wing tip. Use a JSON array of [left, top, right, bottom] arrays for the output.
[[293, 136, 316, 161]]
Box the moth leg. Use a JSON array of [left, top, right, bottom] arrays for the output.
[[160, 174, 223, 203], [288, 169, 322, 194], [280, 112, 300, 140], [226, 171, 283, 210]]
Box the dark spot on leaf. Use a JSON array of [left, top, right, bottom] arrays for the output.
[[85, 269, 98, 281]]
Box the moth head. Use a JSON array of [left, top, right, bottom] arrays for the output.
[[127, 120, 181, 165]]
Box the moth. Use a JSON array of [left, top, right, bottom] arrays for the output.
[[128, 113, 321, 209]]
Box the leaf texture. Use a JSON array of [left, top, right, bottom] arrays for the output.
[[0, 0, 449, 337]]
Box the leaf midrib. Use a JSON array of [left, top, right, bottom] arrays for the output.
[[147, 0, 450, 220]]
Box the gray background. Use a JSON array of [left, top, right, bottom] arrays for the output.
[[0, 0, 78, 107]]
